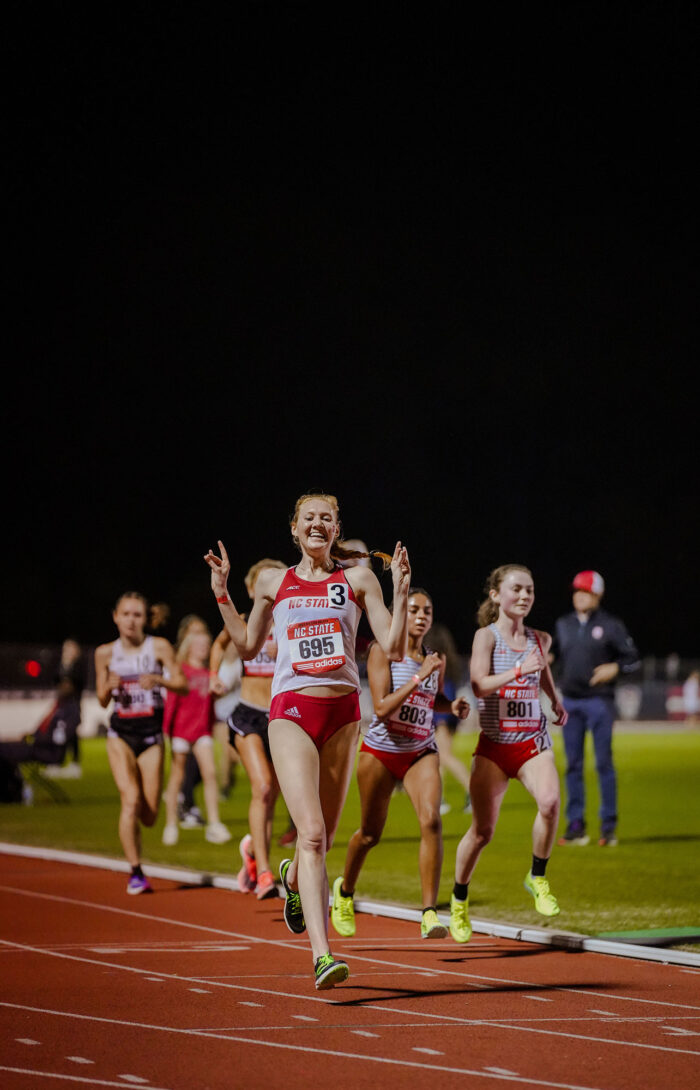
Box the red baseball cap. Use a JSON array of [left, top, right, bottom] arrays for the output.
[[572, 570, 605, 596]]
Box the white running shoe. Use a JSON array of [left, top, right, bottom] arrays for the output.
[[162, 823, 179, 846], [205, 822, 232, 844]]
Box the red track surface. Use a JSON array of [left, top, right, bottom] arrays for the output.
[[1, 855, 699, 1089]]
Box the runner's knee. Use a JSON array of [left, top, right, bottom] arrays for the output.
[[296, 822, 326, 856], [418, 809, 442, 838], [251, 777, 274, 807], [358, 827, 381, 851]]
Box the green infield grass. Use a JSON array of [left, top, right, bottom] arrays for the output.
[[2, 728, 699, 943]]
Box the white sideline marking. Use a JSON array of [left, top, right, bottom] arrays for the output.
[[0, 1010, 609, 1089], [352, 1030, 379, 1038], [291, 1015, 317, 1021], [486, 1069, 519, 1077], [663, 1026, 700, 1036], [1, 889, 697, 1033], [413, 1047, 443, 1055], [524, 996, 553, 1002], [118, 1078, 149, 1084], [588, 1010, 618, 1016], [4, 882, 700, 1016], [239, 1002, 263, 1007], [188, 988, 210, 994], [3, 885, 700, 1033], [3, 841, 699, 968], [17, 1038, 40, 1045], [67, 1057, 94, 1064], [0, 1071, 172, 1090]]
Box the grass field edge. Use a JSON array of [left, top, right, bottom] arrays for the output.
[[2, 840, 699, 969]]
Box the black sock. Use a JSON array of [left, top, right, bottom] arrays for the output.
[[422, 906, 436, 915], [531, 854, 548, 877], [453, 882, 469, 901], [340, 885, 353, 899], [131, 864, 143, 878]]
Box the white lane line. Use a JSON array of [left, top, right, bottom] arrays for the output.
[[3, 844, 699, 969], [16, 1038, 40, 1045], [118, 1078, 150, 1084], [3, 884, 700, 1015], [0, 1070, 171, 1089], [188, 988, 210, 994], [486, 1069, 519, 1077], [662, 1026, 700, 1036], [413, 1047, 443, 1055], [67, 1056, 95, 1064], [290, 1015, 318, 1022], [588, 1010, 618, 1016], [146, 978, 164, 982], [352, 1030, 380, 1038], [0, 1013, 610, 1089], [238, 1002, 263, 1007], [524, 996, 553, 1002], [2, 942, 700, 1059]]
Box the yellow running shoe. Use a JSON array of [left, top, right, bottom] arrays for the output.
[[421, 908, 448, 939], [330, 876, 356, 937], [524, 872, 560, 917], [449, 894, 472, 943], [314, 953, 349, 990]]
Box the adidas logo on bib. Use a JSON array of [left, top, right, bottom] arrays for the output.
[[285, 705, 301, 719]]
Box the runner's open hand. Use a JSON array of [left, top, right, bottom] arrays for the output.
[[390, 542, 411, 597], [204, 540, 230, 599]]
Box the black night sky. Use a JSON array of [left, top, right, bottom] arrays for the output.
[[5, 5, 698, 658]]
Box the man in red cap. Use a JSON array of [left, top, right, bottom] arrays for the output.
[[551, 572, 640, 846]]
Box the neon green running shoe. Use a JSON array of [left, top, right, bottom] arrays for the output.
[[331, 876, 356, 937], [524, 872, 560, 917], [449, 894, 472, 943], [279, 859, 305, 934], [421, 908, 448, 939], [314, 952, 349, 990]]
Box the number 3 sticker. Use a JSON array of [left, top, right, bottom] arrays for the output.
[[328, 583, 346, 607]]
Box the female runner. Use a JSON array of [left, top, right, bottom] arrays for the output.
[[449, 564, 567, 942], [331, 588, 470, 940], [95, 592, 187, 894], [210, 558, 287, 900], [161, 628, 231, 847], [205, 492, 410, 989]]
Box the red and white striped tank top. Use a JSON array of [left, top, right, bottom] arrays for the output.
[[271, 567, 362, 698], [478, 624, 549, 745], [364, 654, 439, 753]]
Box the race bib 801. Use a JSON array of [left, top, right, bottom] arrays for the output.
[[497, 685, 541, 733]]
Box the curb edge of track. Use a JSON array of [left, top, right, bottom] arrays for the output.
[[2, 841, 699, 969]]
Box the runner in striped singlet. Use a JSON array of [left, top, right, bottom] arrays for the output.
[[95, 592, 187, 895], [330, 588, 470, 941], [205, 492, 411, 991], [449, 565, 568, 943]]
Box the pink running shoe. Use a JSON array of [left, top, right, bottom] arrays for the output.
[[255, 870, 278, 900], [237, 834, 257, 893]]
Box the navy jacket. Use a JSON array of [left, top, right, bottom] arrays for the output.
[[552, 608, 640, 701]]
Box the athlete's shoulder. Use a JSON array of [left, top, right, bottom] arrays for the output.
[[532, 628, 552, 651], [95, 640, 115, 659], [256, 565, 288, 600], [344, 564, 378, 595], [472, 625, 495, 649]]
